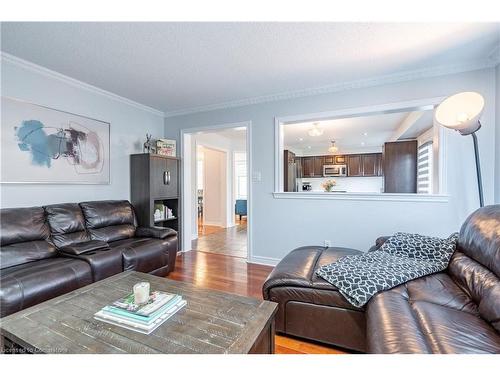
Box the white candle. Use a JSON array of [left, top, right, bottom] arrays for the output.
[[133, 282, 150, 304]]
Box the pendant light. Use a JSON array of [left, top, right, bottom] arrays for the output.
[[328, 140, 338, 153], [308, 122, 324, 137]]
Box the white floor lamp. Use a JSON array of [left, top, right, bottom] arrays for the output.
[[434, 91, 485, 207]]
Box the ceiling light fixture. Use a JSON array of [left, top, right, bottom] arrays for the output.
[[308, 123, 324, 137], [328, 140, 338, 153]]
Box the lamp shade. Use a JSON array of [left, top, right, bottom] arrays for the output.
[[434, 91, 484, 135]]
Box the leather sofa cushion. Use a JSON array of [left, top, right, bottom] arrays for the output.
[[109, 237, 169, 273], [0, 206, 56, 269], [0, 206, 50, 246], [87, 224, 136, 243], [457, 205, 500, 277], [0, 240, 57, 270], [262, 246, 364, 338], [45, 203, 90, 248], [135, 226, 177, 239], [0, 257, 92, 318], [448, 251, 500, 332], [80, 200, 136, 228], [263, 246, 362, 298], [80, 200, 136, 242], [367, 272, 500, 353], [59, 240, 109, 255]]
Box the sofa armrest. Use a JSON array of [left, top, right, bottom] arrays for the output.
[[135, 226, 177, 239], [368, 236, 391, 252], [59, 240, 109, 255]]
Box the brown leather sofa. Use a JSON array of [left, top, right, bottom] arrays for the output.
[[0, 200, 178, 318], [263, 205, 500, 353]]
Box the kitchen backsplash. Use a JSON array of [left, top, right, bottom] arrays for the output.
[[298, 176, 384, 193]]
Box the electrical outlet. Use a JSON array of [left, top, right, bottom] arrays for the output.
[[324, 240, 331, 248]]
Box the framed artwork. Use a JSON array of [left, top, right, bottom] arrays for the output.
[[1, 97, 110, 184]]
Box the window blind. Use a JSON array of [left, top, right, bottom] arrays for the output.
[[417, 141, 433, 194]]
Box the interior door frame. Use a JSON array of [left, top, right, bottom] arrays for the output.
[[180, 121, 252, 263]]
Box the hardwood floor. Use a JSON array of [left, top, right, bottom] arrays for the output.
[[193, 216, 247, 258], [168, 250, 345, 354]]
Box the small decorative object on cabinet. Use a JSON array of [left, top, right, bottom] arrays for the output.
[[130, 153, 180, 245], [156, 139, 176, 157], [143, 134, 156, 154]]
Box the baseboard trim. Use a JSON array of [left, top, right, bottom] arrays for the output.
[[247, 255, 281, 267]]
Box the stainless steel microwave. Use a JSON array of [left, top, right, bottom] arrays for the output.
[[323, 164, 347, 177]]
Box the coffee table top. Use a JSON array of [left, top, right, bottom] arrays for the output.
[[0, 271, 277, 353]]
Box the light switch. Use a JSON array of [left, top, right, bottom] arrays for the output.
[[252, 171, 262, 182]]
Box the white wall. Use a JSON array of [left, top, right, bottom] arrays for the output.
[[166, 68, 497, 265], [1, 57, 165, 208], [496, 64, 500, 203]]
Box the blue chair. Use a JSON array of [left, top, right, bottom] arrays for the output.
[[235, 199, 247, 221]]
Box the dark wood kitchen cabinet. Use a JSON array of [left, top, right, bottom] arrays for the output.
[[324, 155, 335, 164], [301, 157, 315, 177], [347, 155, 363, 176], [362, 154, 380, 176], [334, 155, 347, 165], [301, 156, 324, 177], [383, 140, 417, 193], [347, 153, 383, 177], [314, 156, 324, 177]]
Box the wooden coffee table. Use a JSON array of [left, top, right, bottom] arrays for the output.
[[0, 271, 277, 354]]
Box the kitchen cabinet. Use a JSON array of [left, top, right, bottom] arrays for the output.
[[347, 153, 383, 177], [334, 155, 347, 164], [301, 157, 315, 177], [383, 141, 417, 193], [362, 154, 378, 176], [301, 156, 324, 177], [347, 155, 363, 176], [298, 153, 382, 178], [324, 155, 335, 164], [314, 156, 324, 177]]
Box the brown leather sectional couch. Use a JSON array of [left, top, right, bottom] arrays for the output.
[[0, 200, 178, 318], [263, 205, 500, 354]]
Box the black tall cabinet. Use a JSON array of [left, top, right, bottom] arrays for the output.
[[130, 154, 181, 239]]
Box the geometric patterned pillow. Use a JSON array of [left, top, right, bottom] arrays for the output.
[[379, 232, 458, 265]]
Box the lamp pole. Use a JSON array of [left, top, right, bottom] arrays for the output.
[[471, 130, 484, 207]]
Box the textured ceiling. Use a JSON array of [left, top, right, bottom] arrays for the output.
[[1, 22, 499, 115]]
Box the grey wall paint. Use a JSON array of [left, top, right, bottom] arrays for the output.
[[1, 59, 165, 208], [496, 64, 500, 203], [165, 68, 498, 263]]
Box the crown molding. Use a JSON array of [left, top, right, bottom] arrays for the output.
[[1, 52, 165, 117], [164, 57, 499, 118]]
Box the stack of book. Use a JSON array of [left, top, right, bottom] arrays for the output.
[[94, 290, 186, 334]]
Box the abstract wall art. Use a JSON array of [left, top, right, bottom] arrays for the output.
[[1, 97, 110, 184]]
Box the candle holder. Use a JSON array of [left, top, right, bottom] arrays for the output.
[[133, 282, 150, 304]]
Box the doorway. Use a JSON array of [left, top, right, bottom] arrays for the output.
[[181, 122, 251, 260]]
